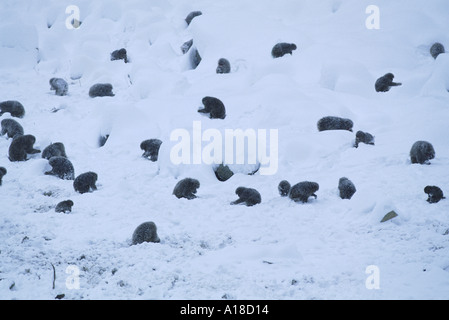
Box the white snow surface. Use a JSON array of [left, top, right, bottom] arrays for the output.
[[1, 0, 449, 300]]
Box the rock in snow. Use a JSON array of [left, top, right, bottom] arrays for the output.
[[0, 0, 448, 301]]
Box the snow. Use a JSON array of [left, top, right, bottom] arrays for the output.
[[1, 0, 449, 300]]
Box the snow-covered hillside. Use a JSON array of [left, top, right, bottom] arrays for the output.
[[1, 0, 449, 300]]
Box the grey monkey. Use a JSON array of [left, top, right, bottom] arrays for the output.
[[214, 164, 234, 182], [278, 180, 291, 197], [338, 177, 356, 200], [49, 78, 69, 96], [73, 172, 98, 194], [55, 200, 74, 213], [0, 101, 25, 118], [45, 156, 75, 180], [317, 116, 353, 132], [99, 134, 109, 147], [424, 186, 445, 204], [42, 142, 67, 160], [216, 58, 231, 74], [1, 119, 24, 139], [286, 181, 319, 203], [140, 139, 162, 161], [410, 141, 435, 164], [180, 39, 201, 69], [198, 96, 226, 119], [8, 135, 41, 162], [173, 178, 200, 200], [185, 11, 202, 26], [230, 187, 262, 207], [272, 43, 297, 58], [181, 39, 193, 54], [190, 46, 202, 69], [89, 83, 115, 98], [111, 48, 129, 63], [430, 42, 445, 59], [354, 131, 375, 148], [375, 73, 402, 92], [132, 221, 160, 245], [0, 167, 6, 186]]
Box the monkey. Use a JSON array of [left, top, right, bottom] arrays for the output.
[[354, 131, 375, 148], [271, 43, 297, 58], [216, 58, 231, 74], [45, 156, 75, 180], [282, 181, 319, 203], [55, 200, 74, 213], [89, 83, 115, 98], [99, 134, 109, 147], [8, 135, 41, 162], [0, 100, 25, 118], [375, 73, 402, 92], [180, 38, 201, 69], [111, 48, 129, 63], [410, 141, 435, 164], [278, 180, 291, 197], [132, 221, 161, 245], [214, 163, 260, 181], [181, 39, 193, 54], [424, 186, 445, 204], [338, 177, 356, 200], [70, 18, 82, 28], [214, 164, 234, 182], [42, 142, 67, 160], [173, 178, 200, 200], [198, 96, 226, 119], [430, 42, 445, 59], [1, 119, 24, 139], [73, 172, 98, 194], [189, 46, 202, 69], [140, 139, 162, 162], [291, 181, 319, 203], [0, 167, 6, 186], [185, 11, 202, 26], [230, 187, 261, 207], [49, 78, 69, 96], [317, 116, 353, 132]]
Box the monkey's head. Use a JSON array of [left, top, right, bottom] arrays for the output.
[[235, 187, 247, 197], [202, 96, 215, 105], [190, 179, 200, 190], [116, 48, 127, 58], [424, 186, 436, 194], [65, 200, 74, 207], [278, 180, 291, 197], [339, 177, 350, 184], [306, 182, 320, 194], [355, 131, 366, 141], [218, 58, 229, 66], [25, 135, 36, 144], [89, 172, 98, 182], [384, 73, 395, 81]]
